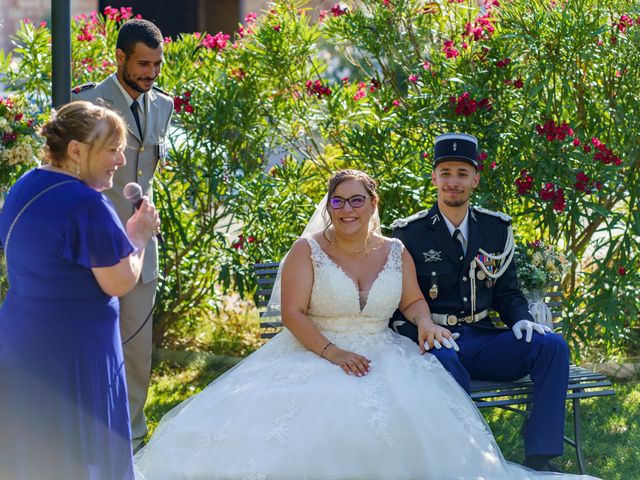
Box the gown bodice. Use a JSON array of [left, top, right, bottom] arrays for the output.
[[306, 237, 403, 336]]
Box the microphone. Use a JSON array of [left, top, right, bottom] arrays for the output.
[[123, 182, 144, 209], [123, 182, 163, 244]]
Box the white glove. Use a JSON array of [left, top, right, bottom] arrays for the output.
[[511, 319, 552, 343], [429, 333, 460, 351]]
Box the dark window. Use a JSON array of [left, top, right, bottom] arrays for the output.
[[99, 0, 241, 39]]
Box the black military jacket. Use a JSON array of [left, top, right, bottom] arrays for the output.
[[391, 204, 532, 331]]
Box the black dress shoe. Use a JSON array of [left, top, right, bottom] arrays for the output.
[[523, 455, 563, 473]]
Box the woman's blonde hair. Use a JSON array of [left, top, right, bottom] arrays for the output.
[[40, 100, 127, 167]]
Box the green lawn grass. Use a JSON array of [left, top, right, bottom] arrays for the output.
[[145, 358, 639, 478]]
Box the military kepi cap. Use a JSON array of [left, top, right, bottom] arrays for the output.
[[433, 133, 478, 168]]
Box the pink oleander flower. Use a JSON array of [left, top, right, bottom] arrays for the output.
[[442, 40, 459, 59], [353, 88, 366, 101], [245, 12, 258, 24], [408, 74, 418, 83], [201, 32, 230, 50]]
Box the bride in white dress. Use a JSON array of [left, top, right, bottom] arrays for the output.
[[134, 170, 597, 480]]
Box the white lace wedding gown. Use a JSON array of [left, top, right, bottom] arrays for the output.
[[135, 238, 597, 480]]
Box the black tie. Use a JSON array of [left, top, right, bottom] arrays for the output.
[[130, 100, 143, 138], [453, 228, 465, 260]]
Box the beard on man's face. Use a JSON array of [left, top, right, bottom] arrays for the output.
[[123, 65, 154, 94], [443, 198, 468, 207], [441, 190, 470, 207]]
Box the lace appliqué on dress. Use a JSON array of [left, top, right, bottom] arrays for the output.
[[266, 399, 298, 446]]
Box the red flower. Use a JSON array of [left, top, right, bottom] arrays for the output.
[[495, 58, 511, 68], [273, 25, 281, 32], [539, 182, 556, 201], [618, 267, 626, 276], [515, 169, 534, 195], [538, 182, 565, 211], [614, 14, 634, 33], [513, 78, 524, 89], [462, 13, 496, 42], [535, 120, 574, 142], [552, 188, 566, 212], [574, 171, 589, 192], [173, 96, 183, 113], [450, 92, 490, 116], [306, 80, 332, 98], [232, 235, 245, 250], [442, 40, 459, 59], [331, 3, 349, 16]]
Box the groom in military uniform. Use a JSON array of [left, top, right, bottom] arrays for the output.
[[72, 19, 173, 451], [390, 133, 570, 472]]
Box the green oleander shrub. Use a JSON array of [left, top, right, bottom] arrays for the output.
[[1, 0, 638, 356]]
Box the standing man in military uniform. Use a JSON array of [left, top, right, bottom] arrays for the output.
[[72, 19, 173, 452], [390, 133, 570, 472]]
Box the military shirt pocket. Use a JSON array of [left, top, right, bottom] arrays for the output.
[[416, 262, 453, 296]]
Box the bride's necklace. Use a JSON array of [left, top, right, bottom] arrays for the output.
[[332, 233, 367, 255]]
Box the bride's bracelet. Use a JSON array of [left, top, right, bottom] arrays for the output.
[[320, 341, 334, 359]]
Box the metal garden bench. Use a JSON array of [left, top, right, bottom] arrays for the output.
[[253, 261, 614, 475]]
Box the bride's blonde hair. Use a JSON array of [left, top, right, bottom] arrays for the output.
[[322, 169, 382, 252]]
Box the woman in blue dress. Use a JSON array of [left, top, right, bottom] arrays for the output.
[[0, 101, 160, 480]]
